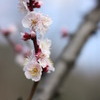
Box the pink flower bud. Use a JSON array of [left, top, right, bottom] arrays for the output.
[[43, 65, 49, 72], [34, 1, 43, 8], [61, 28, 68, 38], [2, 30, 11, 36], [21, 32, 31, 41], [0, 25, 17, 36], [15, 44, 23, 53], [30, 31, 36, 39]]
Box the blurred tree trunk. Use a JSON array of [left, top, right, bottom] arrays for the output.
[[32, 4, 100, 100]]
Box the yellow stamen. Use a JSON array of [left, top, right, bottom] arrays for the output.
[[31, 19, 37, 25], [29, 67, 39, 76]]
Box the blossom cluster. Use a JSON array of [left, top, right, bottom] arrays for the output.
[[19, 0, 55, 82]]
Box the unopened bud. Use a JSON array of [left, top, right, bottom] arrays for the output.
[[21, 32, 31, 41]]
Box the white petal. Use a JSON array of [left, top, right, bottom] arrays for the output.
[[22, 14, 32, 28], [48, 66, 55, 73], [32, 75, 42, 82], [23, 1, 29, 12], [38, 58, 47, 68], [47, 58, 55, 73], [25, 71, 32, 79]]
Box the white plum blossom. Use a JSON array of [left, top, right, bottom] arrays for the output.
[[19, 0, 29, 13], [37, 52, 49, 68], [23, 57, 42, 82], [22, 12, 52, 35], [37, 39, 55, 72], [38, 57, 55, 73], [46, 58, 55, 73], [38, 39, 51, 57]]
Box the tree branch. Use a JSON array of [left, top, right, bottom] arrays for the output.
[[27, 82, 39, 100]]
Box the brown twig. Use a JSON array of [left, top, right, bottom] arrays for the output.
[[27, 82, 39, 100], [32, 35, 39, 54]]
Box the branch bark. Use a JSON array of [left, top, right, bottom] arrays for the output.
[[32, 5, 100, 100]]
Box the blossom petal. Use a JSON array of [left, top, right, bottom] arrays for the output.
[[25, 71, 32, 79]]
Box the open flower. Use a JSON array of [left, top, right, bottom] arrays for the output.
[[19, 0, 29, 13], [36, 51, 48, 68], [22, 12, 52, 35], [23, 58, 42, 82], [36, 52, 55, 73], [38, 56, 55, 73], [36, 39, 55, 73], [46, 58, 55, 73], [38, 39, 51, 57]]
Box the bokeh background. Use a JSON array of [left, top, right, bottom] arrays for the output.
[[0, 0, 100, 100]]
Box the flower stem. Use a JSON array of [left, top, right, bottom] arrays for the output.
[[32, 35, 39, 54], [27, 82, 39, 100], [29, 0, 34, 11]]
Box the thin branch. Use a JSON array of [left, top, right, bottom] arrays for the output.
[[32, 35, 39, 54], [27, 82, 39, 100]]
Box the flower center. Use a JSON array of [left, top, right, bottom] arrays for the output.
[[31, 19, 37, 25], [29, 67, 39, 76]]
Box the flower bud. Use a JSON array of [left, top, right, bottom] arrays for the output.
[[61, 28, 68, 38], [15, 44, 23, 53], [21, 32, 31, 41]]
